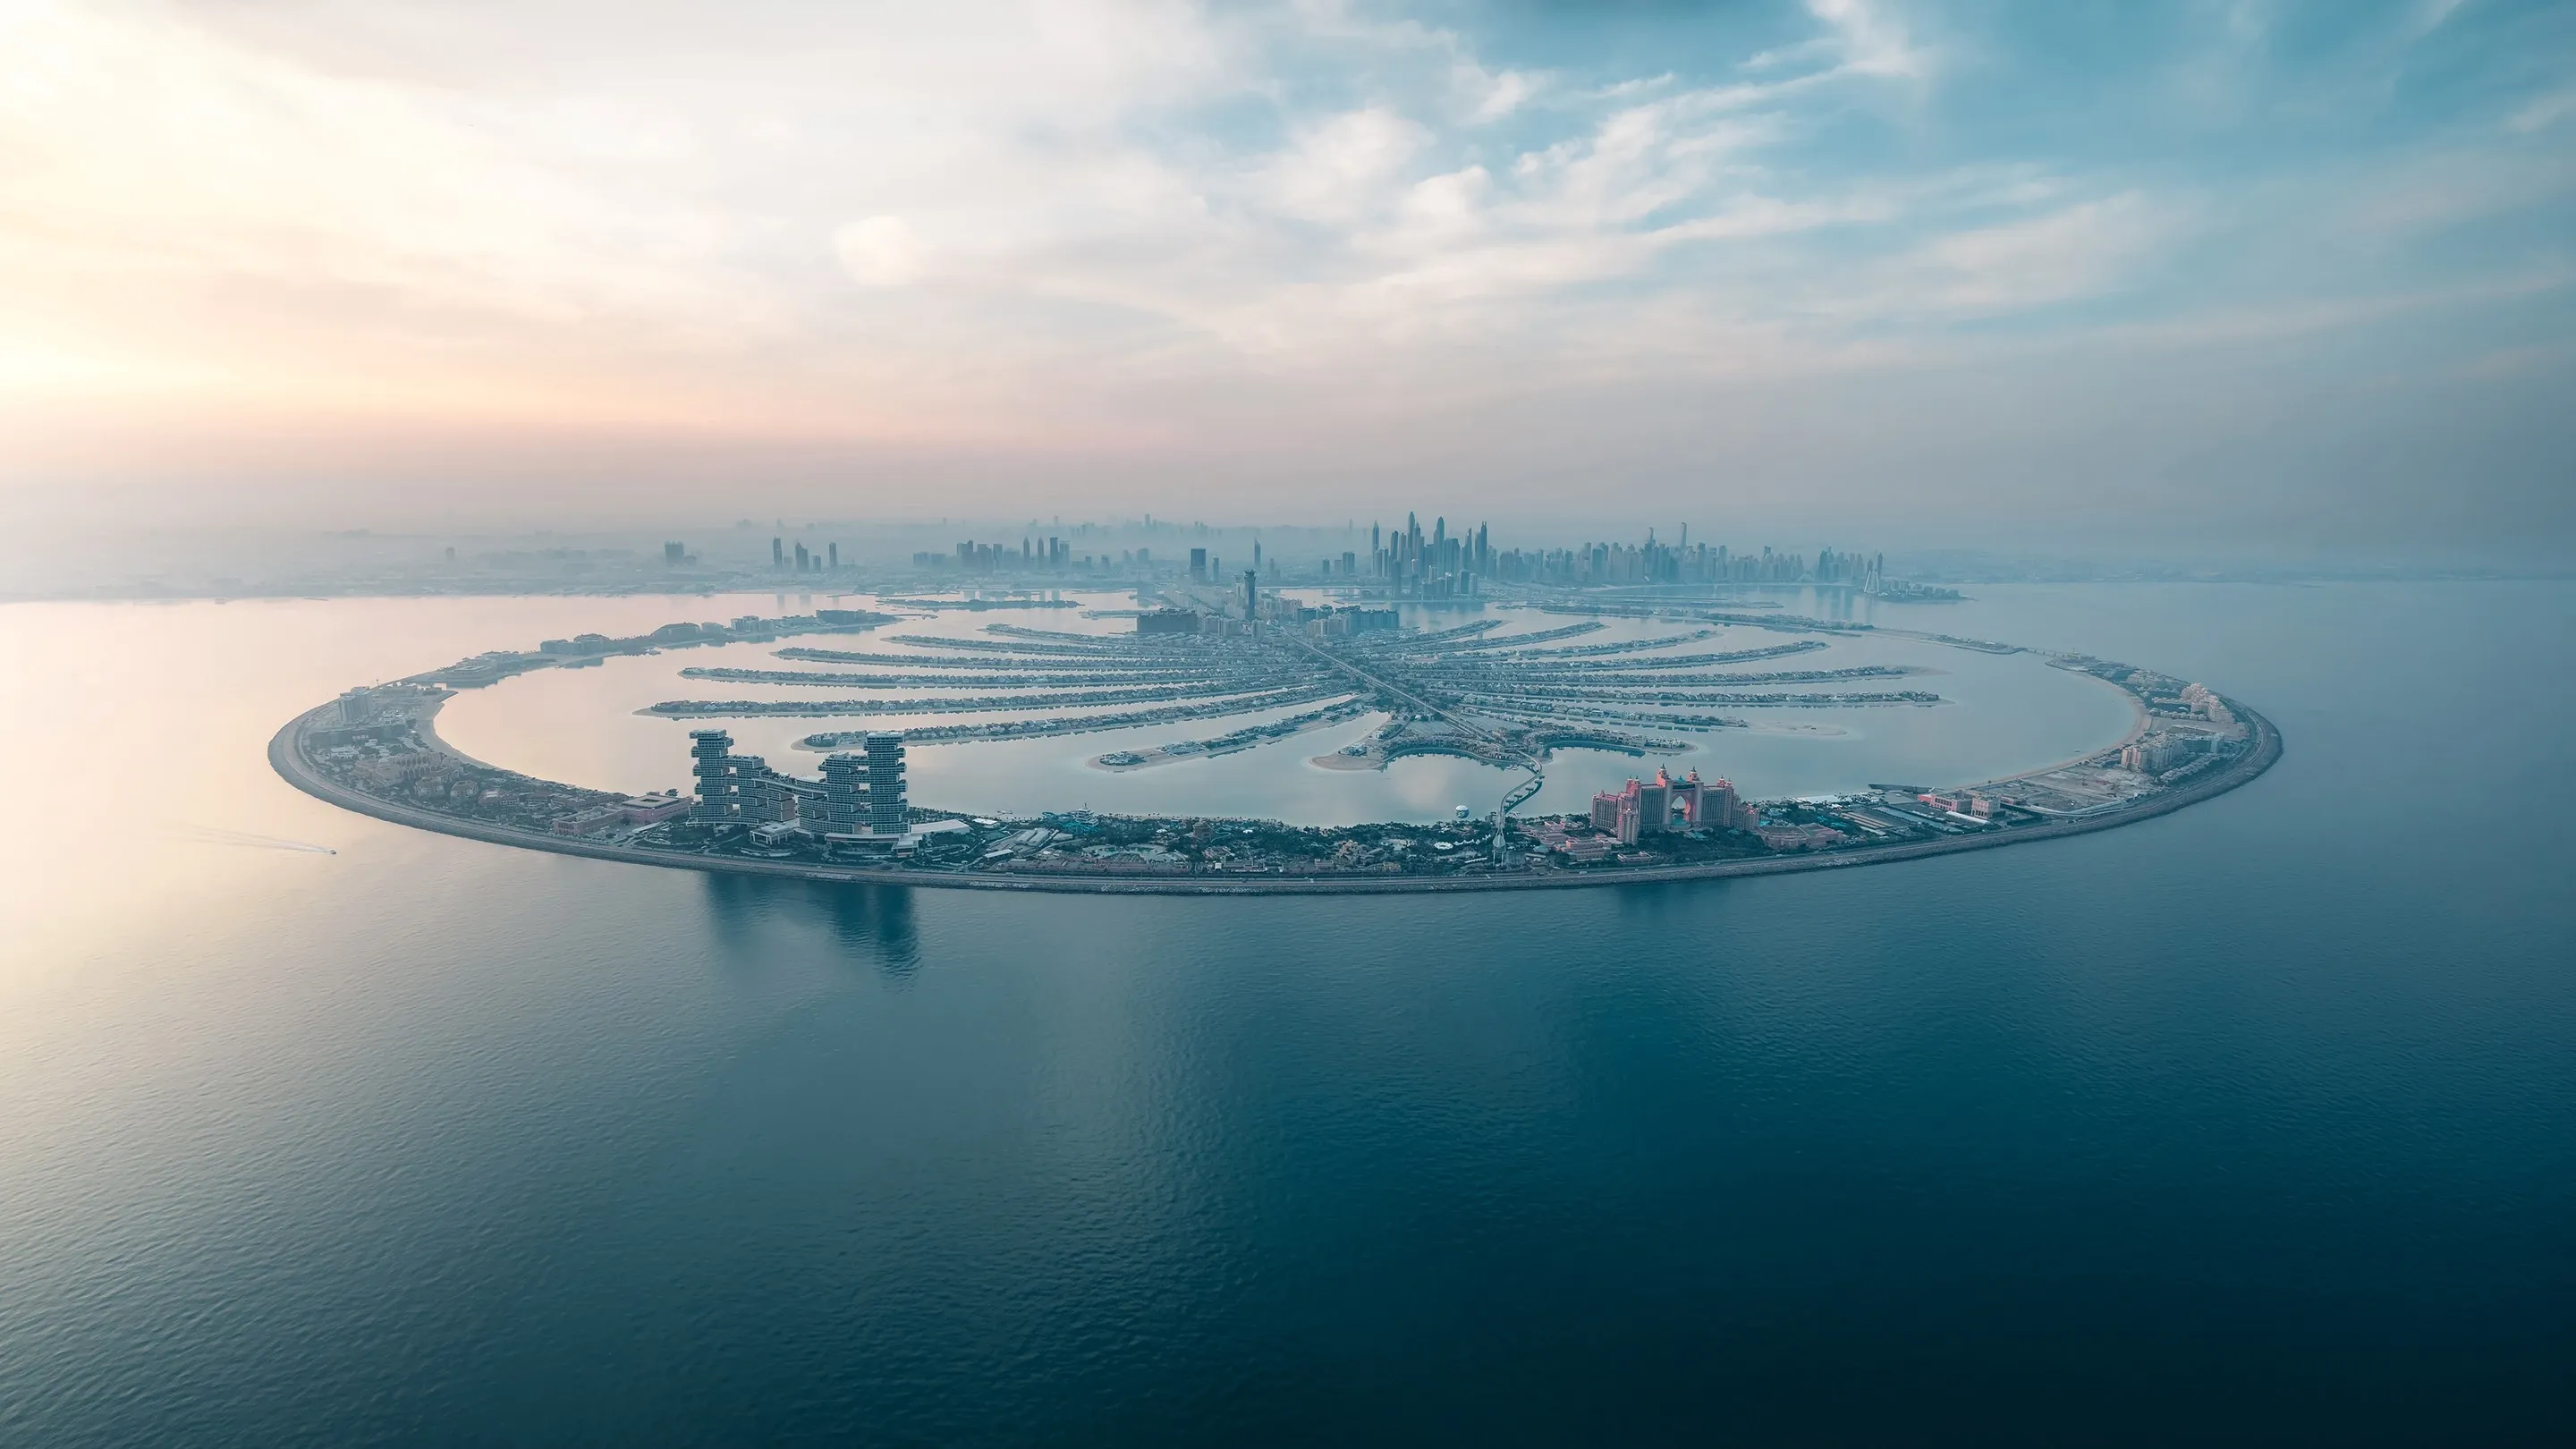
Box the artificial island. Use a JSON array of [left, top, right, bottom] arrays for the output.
[[271, 517, 2280, 894]]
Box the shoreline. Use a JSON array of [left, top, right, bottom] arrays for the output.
[[271, 695, 2282, 896], [1966, 674, 2152, 792]]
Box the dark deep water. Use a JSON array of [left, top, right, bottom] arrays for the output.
[[3, 583, 2572, 1445]]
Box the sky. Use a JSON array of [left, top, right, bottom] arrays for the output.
[[1, 0, 2571, 555]]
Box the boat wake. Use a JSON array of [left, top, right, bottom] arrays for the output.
[[174, 826, 337, 855]]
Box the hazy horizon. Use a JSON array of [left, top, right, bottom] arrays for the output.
[[13, 8, 2576, 1438], [4, 0, 2572, 560]]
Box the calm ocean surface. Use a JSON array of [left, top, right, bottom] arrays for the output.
[[3, 582, 2572, 1445]]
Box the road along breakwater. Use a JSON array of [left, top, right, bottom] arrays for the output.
[[271, 685, 2280, 897]]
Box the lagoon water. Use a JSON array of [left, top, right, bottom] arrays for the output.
[[4, 583, 2572, 1444], [428, 588, 2138, 825]]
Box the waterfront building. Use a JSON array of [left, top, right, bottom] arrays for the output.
[[551, 804, 626, 837], [1635, 773, 1672, 835], [1591, 781, 1647, 845], [1138, 609, 1201, 635], [818, 753, 869, 836], [864, 733, 907, 834], [620, 792, 693, 826], [737, 757, 790, 825], [1917, 791, 1997, 821], [690, 729, 740, 820], [2123, 735, 2207, 774], [1671, 769, 1705, 827], [1701, 775, 1746, 832], [1559, 835, 1614, 863], [1593, 768, 1750, 839]]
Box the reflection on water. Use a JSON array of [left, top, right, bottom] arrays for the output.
[[4, 586, 2576, 1444], [697, 875, 922, 979], [821, 883, 919, 979]]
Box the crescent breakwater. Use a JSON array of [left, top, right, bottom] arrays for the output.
[[270, 677, 2281, 897]]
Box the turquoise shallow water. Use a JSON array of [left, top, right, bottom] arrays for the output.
[[2, 583, 2571, 1445]]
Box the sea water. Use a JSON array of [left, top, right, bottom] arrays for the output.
[[2, 583, 2570, 1445]]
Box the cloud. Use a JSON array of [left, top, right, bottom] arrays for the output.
[[3, 0, 2572, 548], [2509, 85, 2576, 133], [1455, 63, 1543, 123], [1905, 193, 2187, 313], [1806, 0, 1930, 80], [2411, 0, 2473, 38], [1258, 106, 1435, 223], [834, 217, 932, 287], [2467, 342, 2570, 379]]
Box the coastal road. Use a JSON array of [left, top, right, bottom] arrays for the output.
[[270, 699, 2281, 898]]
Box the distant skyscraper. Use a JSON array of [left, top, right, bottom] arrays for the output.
[[771, 537, 784, 569], [663, 540, 685, 565], [1190, 547, 1207, 581]]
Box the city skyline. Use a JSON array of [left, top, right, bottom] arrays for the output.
[[6, 6, 2573, 1439], [3, 0, 2572, 557]]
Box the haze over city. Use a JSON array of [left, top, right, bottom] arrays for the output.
[[9, 6, 2576, 1446], [4, 0, 2572, 558]]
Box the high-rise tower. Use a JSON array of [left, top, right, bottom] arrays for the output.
[[863, 733, 907, 834], [818, 753, 866, 836], [690, 729, 738, 820]]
